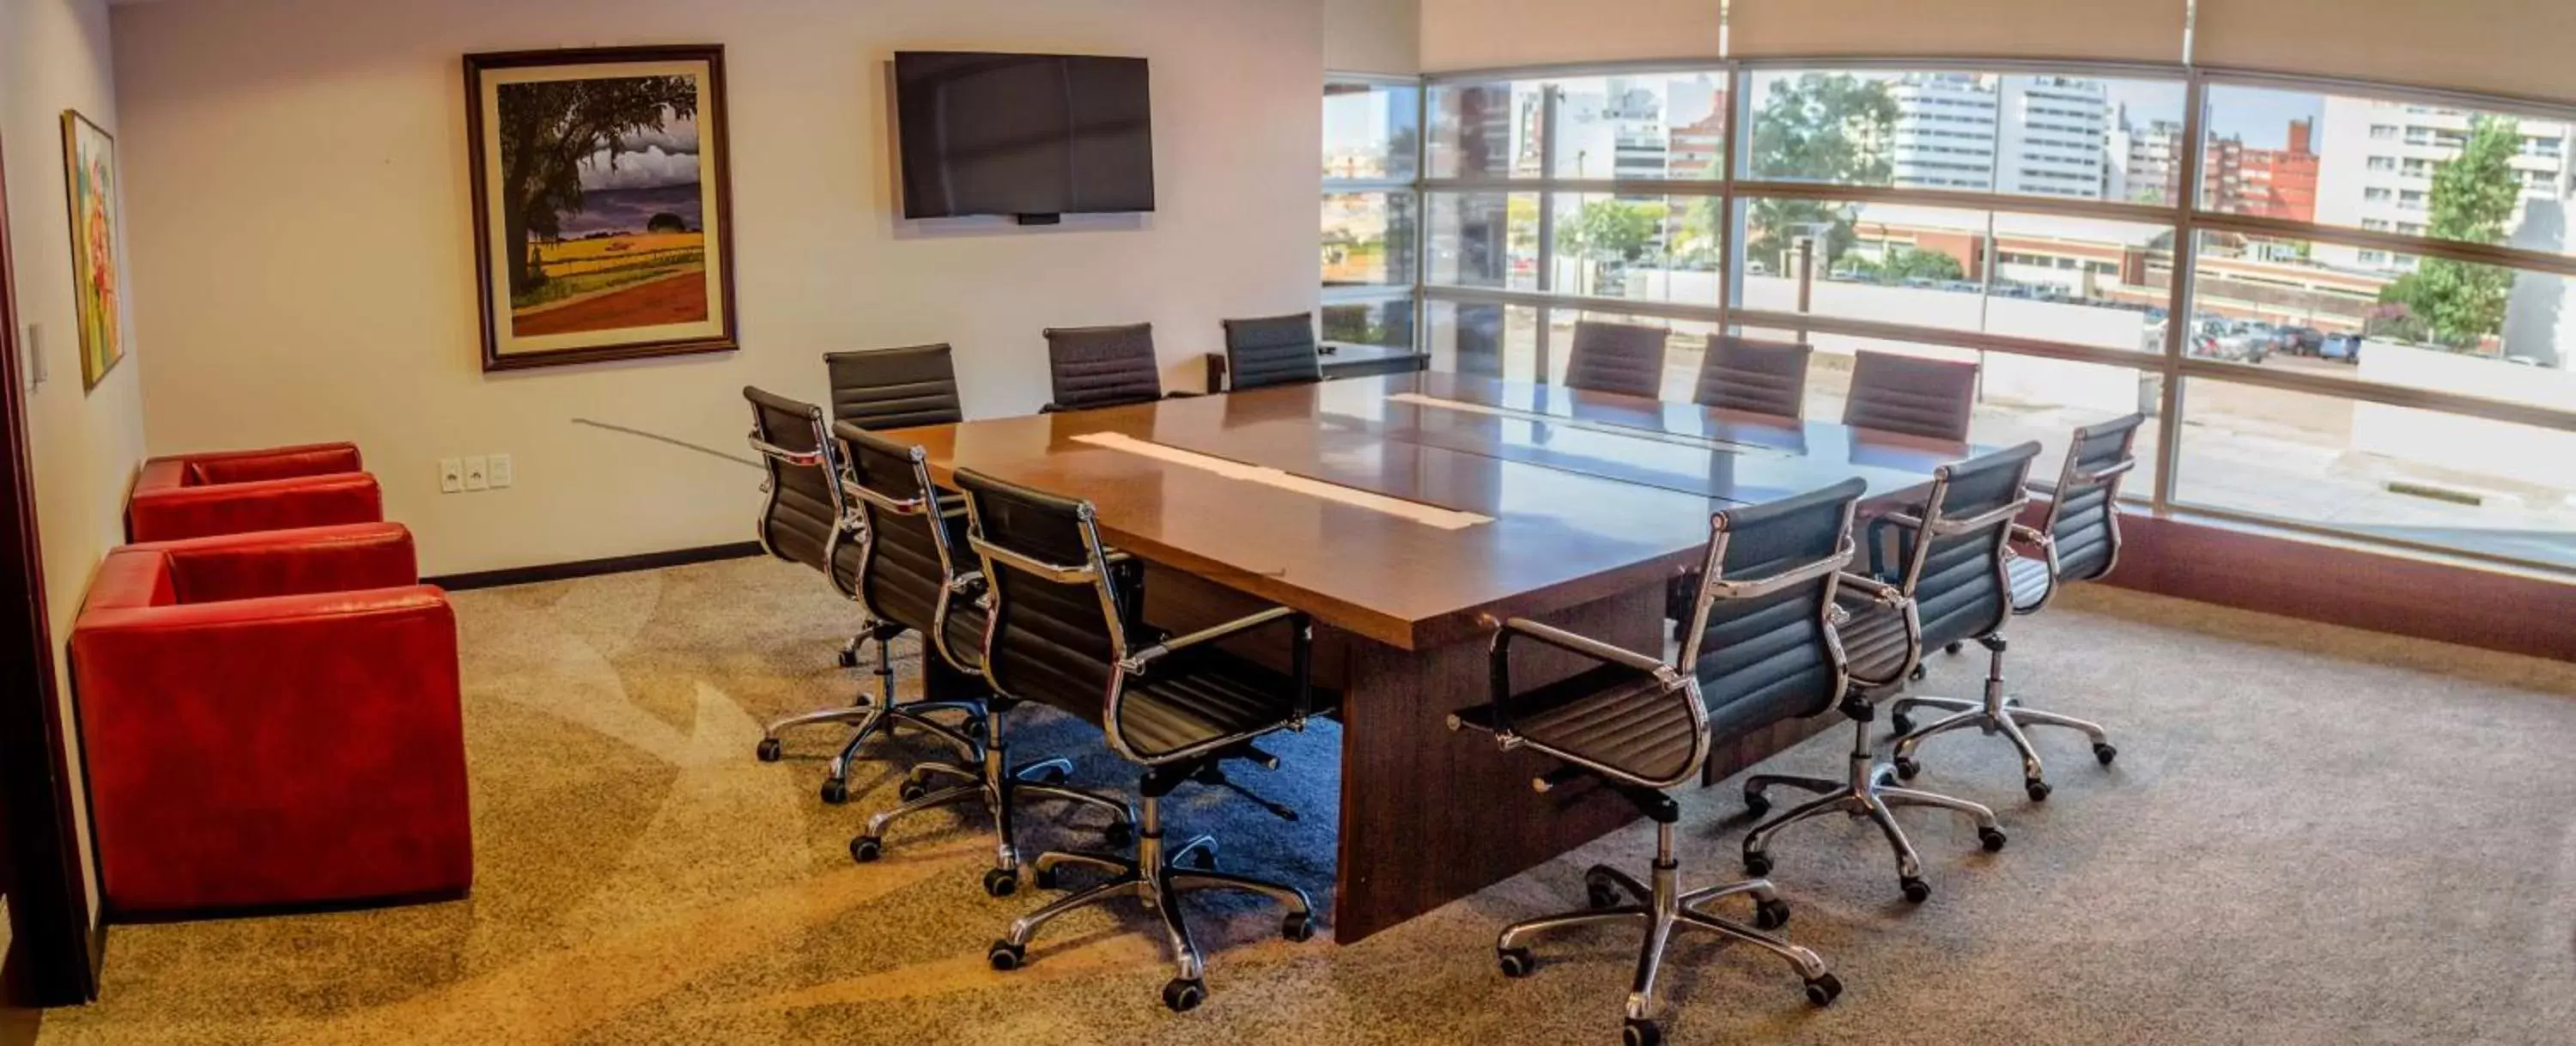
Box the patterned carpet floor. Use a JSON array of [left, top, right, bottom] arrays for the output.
[[32, 556, 2576, 1045]]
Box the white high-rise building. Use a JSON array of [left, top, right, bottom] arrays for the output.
[[1889, 73, 1998, 192], [1888, 74, 2111, 199], [2313, 95, 2576, 273]]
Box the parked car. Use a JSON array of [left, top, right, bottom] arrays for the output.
[[2319, 333, 2361, 362], [2277, 325, 2326, 355], [2190, 319, 2271, 363]]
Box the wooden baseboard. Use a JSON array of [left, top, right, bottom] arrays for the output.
[[426, 542, 765, 592]]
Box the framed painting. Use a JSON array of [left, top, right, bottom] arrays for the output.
[[59, 111, 125, 391], [464, 46, 738, 372]]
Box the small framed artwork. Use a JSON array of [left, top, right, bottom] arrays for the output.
[[464, 46, 738, 372], [60, 111, 126, 391]]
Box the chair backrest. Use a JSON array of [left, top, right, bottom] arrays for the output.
[[1680, 477, 1864, 726], [826, 344, 964, 430], [835, 422, 976, 667], [1564, 320, 1668, 399], [1893, 442, 2043, 647], [1044, 323, 1163, 411], [1843, 351, 1978, 441], [1693, 334, 1812, 418], [2043, 413, 2146, 585], [744, 386, 853, 591], [956, 468, 1134, 721], [1221, 313, 1324, 391]]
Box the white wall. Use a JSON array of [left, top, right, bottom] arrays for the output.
[[1325, 0, 1419, 74], [112, 0, 1324, 576], [2, 0, 139, 932], [1420, 0, 1717, 72]]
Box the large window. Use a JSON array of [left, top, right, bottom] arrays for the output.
[[1373, 59, 2576, 575], [1323, 76, 1422, 353]]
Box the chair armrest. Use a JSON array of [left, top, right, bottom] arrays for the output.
[[1831, 577, 1923, 693], [1119, 606, 1298, 672], [1837, 572, 1907, 608], [126, 472, 383, 543], [179, 442, 365, 485], [747, 436, 825, 468], [145, 523, 421, 604]]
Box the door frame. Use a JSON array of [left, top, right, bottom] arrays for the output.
[[0, 128, 106, 1006]]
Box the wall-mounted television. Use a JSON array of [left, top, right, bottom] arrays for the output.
[[893, 52, 1156, 224]]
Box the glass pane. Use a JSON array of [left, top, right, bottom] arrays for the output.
[[1426, 300, 1540, 381], [1742, 327, 2163, 483], [1322, 298, 1416, 351], [2201, 83, 2575, 257], [1322, 192, 1418, 288], [2174, 378, 2576, 569], [1545, 72, 1729, 180], [1323, 80, 1420, 182], [1550, 311, 1719, 399], [1425, 191, 1540, 291], [1428, 81, 1547, 179], [1743, 69, 2186, 204], [2185, 230, 2576, 411], [1738, 199, 2172, 353], [1548, 193, 1722, 306]]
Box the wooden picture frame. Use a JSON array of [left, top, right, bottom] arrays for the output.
[[58, 110, 126, 391], [464, 46, 738, 372]]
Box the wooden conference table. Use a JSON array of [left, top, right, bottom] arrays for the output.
[[887, 371, 1976, 942]]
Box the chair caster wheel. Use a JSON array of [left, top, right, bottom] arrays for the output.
[[2026, 779, 2052, 802], [1944, 641, 1963, 655], [1497, 946, 1537, 978], [1621, 1017, 1663, 1046], [987, 940, 1024, 971], [1889, 713, 1915, 735], [1180, 848, 1218, 872], [1103, 822, 1134, 848], [896, 779, 929, 803], [1742, 852, 1773, 877], [1804, 972, 1843, 1006], [819, 779, 850, 806], [1893, 757, 1921, 781], [1742, 792, 1770, 818], [1979, 826, 2008, 853], [1030, 864, 1060, 891], [1754, 897, 1791, 930], [982, 868, 1018, 898], [1032, 765, 1069, 786], [1281, 911, 1315, 943], [755, 738, 783, 763], [1161, 977, 1206, 1013], [838, 648, 861, 669], [1909, 665, 1928, 682], [1900, 877, 1931, 903], [849, 836, 882, 863], [2094, 743, 2118, 766]]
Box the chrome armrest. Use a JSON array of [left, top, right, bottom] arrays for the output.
[[947, 571, 985, 595], [1926, 496, 2032, 537], [2009, 523, 2052, 550], [2073, 458, 2137, 485], [748, 437, 824, 468], [1837, 572, 1907, 608], [1492, 618, 1680, 684], [1119, 605, 1297, 673], [1704, 541, 1857, 600]]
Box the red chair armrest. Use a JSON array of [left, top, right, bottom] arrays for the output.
[[126, 472, 383, 543], [131, 523, 420, 604], [178, 442, 365, 485]]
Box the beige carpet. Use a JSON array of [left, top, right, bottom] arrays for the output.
[[32, 556, 2576, 1045]]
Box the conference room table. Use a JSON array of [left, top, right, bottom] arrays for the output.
[[886, 371, 1979, 942]]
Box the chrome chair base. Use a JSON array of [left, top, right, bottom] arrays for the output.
[[1742, 717, 2005, 903], [1892, 636, 2116, 802], [753, 633, 985, 805], [847, 704, 1133, 892], [986, 793, 1314, 1013], [1498, 820, 1837, 1044]]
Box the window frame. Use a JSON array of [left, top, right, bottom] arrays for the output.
[[1322, 71, 1430, 358]]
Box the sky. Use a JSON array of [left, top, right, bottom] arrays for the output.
[[577, 112, 702, 192]]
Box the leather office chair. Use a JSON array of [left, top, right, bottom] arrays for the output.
[[1841, 350, 1978, 441], [826, 344, 967, 430], [1042, 323, 1188, 411], [959, 470, 1321, 1013], [1693, 334, 1812, 418], [835, 424, 1133, 873], [1451, 480, 1861, 1046], [1741, 445, 2042, 903], [745, 386, 976, 805], [1564, 319, 1669, 399], [1220, 313, 1325, 391], [1887, 415, 2145, 798]]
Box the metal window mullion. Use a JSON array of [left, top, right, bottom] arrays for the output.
[[1717, 61, 1741, 340], [2154, 71, 2209, 510], [1533, 85, 1562, 382]]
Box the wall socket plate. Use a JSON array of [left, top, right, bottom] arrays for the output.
[[438, 458, 464, 494], [488, 453, 513, 489], [462, 455, 489, 491]]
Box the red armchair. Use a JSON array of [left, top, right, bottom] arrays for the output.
[[126, 441, 383, 543], [69, 523, 473, 916]]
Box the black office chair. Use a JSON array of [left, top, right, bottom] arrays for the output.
[[1042, 323, 1189, 411], [1741, 445, 2041, 903], [833, 426, 1134, 869], [1220, 313, 1325, 391], [960, 470, 1321, 1013], [1693, 334, 1812, 418], [745, 387, 979, 805], [1564, 319, 1668, 399], [1452, 481, 1860, 1046], [1887, 416, 2144, 799], [1841, 350, 1977, 441], [827, 344, 966, 431]]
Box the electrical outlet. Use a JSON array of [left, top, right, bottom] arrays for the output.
[[463, 455, 490, 491], [488, 453, 513, 489], [21, 324, 46, 391], [439, 458, 464, 494]]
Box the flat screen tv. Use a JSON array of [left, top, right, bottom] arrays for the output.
[[894, 52, 1156, 223]]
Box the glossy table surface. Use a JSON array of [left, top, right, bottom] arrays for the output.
[[888, 372, 1978, 650]]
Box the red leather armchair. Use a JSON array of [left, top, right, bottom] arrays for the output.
[[70, 523, 473, 916], [126, 441, 383, 543]]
